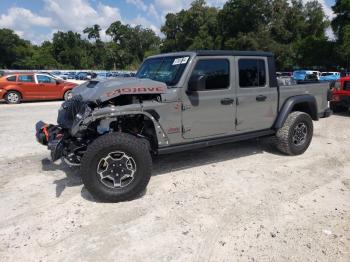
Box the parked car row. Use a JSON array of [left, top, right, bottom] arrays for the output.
[[290, 70, 341, 82], [39, 71, 136, 80]]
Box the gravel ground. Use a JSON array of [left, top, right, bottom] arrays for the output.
[[0, 101, 349, 262]]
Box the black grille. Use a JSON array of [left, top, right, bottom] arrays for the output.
[[57, 95, 85, 129]]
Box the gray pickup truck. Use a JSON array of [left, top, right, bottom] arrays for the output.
[[36, 50, 331, 202]]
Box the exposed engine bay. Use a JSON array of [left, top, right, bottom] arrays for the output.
[[36, 78, 168, 166]]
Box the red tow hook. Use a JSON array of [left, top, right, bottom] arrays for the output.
[[42, 125, 49, 141]]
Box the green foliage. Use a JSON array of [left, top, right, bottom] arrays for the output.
[[161, 0, 219, 52], [0, 29, 32, 68], [161, 0, 335, 70], [0, 0, 349, 70]]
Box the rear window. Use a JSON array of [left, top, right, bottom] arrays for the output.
[[18, 75, 34, 82], [239, 59, 266, 87], [6, 75, 16, 82]]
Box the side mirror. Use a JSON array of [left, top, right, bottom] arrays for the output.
[[188, 74, 206, 92], [56, 80, 61, 85]]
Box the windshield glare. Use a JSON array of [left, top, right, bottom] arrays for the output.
[[136, 56, 190, 86]]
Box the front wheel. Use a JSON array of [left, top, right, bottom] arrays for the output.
[[275, 111, 313, 155], [5, 91, 21, 104], [80, 133, 152, 202]]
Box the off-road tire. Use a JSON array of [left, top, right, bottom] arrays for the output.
[[5, 91, 21, 104], [64, 90, 73, 101], [275, 111, 313, 155], [81, 133, 152, 202]]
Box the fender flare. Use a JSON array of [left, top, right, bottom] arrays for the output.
[[274, 95, 318, 129]]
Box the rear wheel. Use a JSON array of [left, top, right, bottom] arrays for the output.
[[275, 111, 313, 155], [5, 91, 21, 104], [80, 133, 152, 202]]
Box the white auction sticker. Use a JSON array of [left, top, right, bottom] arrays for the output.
[[181, 57, 189, 64], [172, 58, 182, 65], [172, 57, 189, 65]]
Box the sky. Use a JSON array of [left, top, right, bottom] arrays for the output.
[[0, 0, 336, 44]]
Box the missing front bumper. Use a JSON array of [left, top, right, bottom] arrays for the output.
[[35, 121, 64, 161]]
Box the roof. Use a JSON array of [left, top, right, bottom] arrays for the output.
[[148, 50, 274, 59]]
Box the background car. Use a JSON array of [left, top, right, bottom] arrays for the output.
[[293, 70, 320, 82], [0, 73, 77, 104], [276, 72, 292, 78], [51, 71, 68, 80], [66, 72, 76, 79], [75, 72, 95, 80], [330, 76, 350, 112], [319, 72, 340, 82]]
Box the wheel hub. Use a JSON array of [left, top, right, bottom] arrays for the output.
[[97, 151, 136, 188], [292, 122, 308, 146], [7, 93, 19, 103]]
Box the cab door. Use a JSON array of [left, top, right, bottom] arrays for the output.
[[36, 74, 61, 99], [181, 57, 236, 139], [235, 57, 278, 132]]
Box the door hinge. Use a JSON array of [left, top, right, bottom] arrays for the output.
[[236, 98, 239, 106], [182, 104, 191, 111], [235, 118, 238, 126]]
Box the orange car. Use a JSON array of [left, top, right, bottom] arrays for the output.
[[0, 73, 77, 104]]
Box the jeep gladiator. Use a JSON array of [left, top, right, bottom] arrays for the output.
[[36, 50, 331, 202]]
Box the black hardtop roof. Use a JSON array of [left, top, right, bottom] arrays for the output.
[[148, 50, 274, 59], [195, 50, 274, 57]]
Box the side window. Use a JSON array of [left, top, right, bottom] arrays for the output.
[[344, 81, 350, 91], [18, 75, 34, 83], [239, 59, 266, 88], [6, 75, 16, 82], [37, 75, 55, 83], [190, 59, 230, 90]]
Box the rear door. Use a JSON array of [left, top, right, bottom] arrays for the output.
[[181, 57, 236, 139], [17, 74, 39, 99], [36, 74, 62, 99], [235, 57, 278, 132]]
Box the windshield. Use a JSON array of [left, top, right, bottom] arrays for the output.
[[136, 56, 190, 86]]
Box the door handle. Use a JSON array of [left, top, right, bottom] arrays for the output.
[[221, 98, 234, 105], [256, 95, 267, 102]]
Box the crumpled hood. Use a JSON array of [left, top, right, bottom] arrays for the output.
[[71, 77, 167, 102]]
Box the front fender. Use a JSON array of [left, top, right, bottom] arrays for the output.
[[77, 105, 170, 146], [274, 95, 318, 129]]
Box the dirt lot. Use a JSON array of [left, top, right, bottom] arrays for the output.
[[0, 101, 349, 262]]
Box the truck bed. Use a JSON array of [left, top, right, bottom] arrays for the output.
[[279, 82, 330, 115]]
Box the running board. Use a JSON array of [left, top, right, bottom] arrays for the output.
[[157, 129, 275, 155]]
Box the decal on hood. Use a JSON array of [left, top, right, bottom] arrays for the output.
[[106, 86, 167, 98]]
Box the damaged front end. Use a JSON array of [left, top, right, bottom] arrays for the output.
[[35, 78, 169, 166], [36, 95, 91, 166]]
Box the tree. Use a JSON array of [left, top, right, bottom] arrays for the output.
[[332, 0, 350, 68], [83, 24, 101, 40], [0, 29, 32, 68], [106, 21, 160, 68], [51, 31, 93, 69], [161, 0, 219, 52], [332, 0, 350, 39]]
